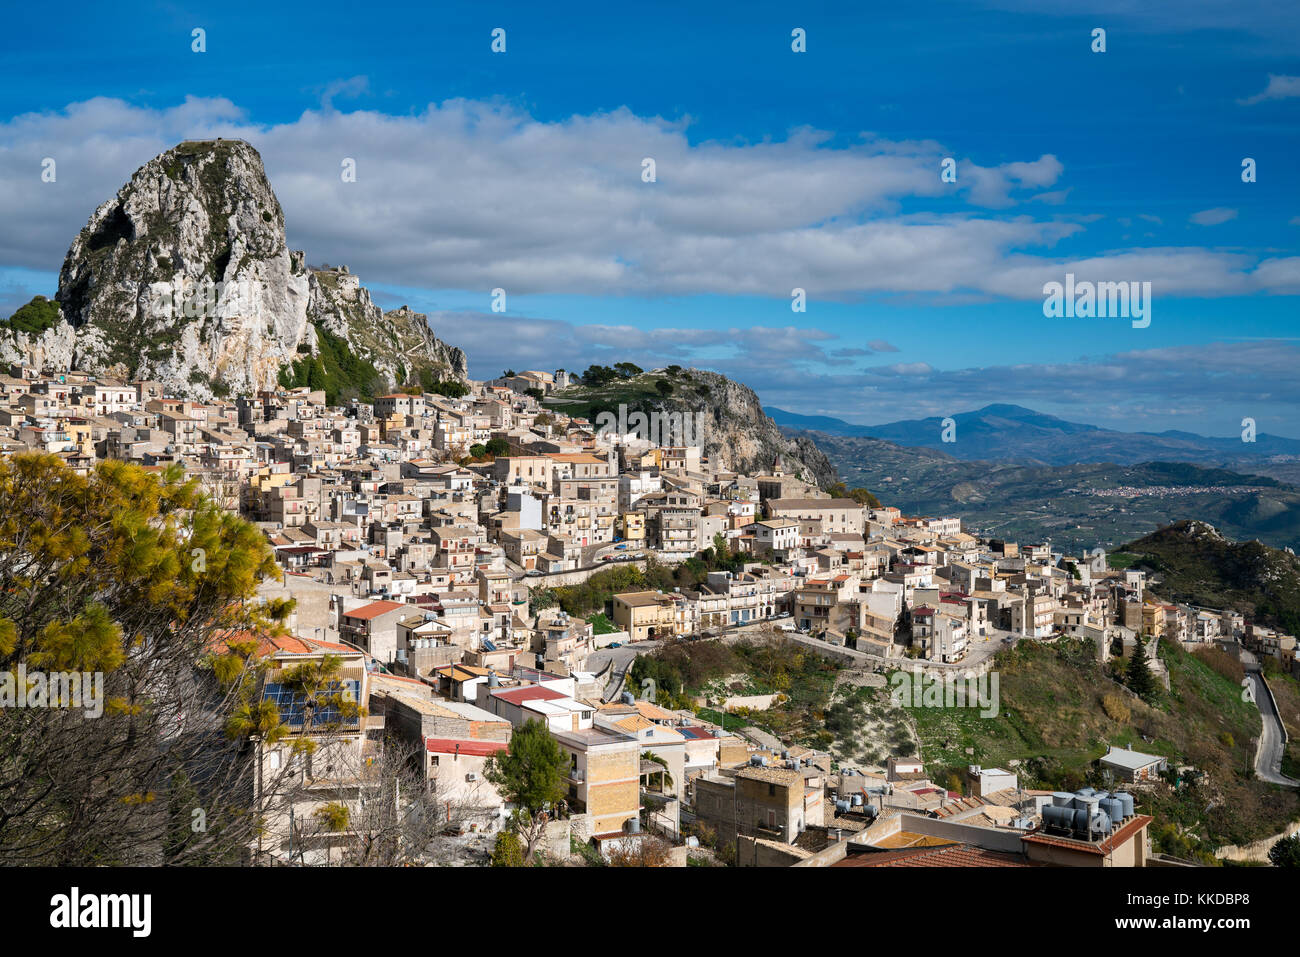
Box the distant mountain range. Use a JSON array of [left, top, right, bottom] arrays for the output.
[[766, 404, 1300, 470], [788, 428, 1300, 553]]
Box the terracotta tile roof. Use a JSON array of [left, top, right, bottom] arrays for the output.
[[343, 599, 408, 620], [492, 685, 568, 706], [426, 738, 509, 757], [305, 637, 359, 654], [834, 844, 1036, 867], [873, 832, 957, 849], [932, 795, 986, 818]]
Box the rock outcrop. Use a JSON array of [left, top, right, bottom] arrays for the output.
[[551, 368, 838, 488], [683, 370, 838, 486], [2, 139, 465, 399]]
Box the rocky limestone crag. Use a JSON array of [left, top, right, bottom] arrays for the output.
[[553, 368, 837, 488], [307, 266, 467, 387], [0, 311, 78, 372], [3, 139, 465, 399], [684, 370, 838, 486]]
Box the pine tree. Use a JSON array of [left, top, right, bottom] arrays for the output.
[[1125, 641, 1156, 699], [1269, 834, 1300, 868], [484, 719, 567, 817]]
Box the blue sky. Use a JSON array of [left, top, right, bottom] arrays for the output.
[[1, 1, 1298, 435]]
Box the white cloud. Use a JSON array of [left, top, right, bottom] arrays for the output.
[[1189, 207, 1238, 226], [0, 96, 1291, 304], [1238, 74, 1300, 105]]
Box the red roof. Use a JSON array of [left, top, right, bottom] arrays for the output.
[[1023, 815, 1152, 857], [343, 599, 408, 620], [426, 738, 509, 757], [834, 844, 1036, 867], [306, 637, 358, 654], [492, 685, 568, 706]]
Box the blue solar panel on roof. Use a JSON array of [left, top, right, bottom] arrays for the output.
[[261, 679, 361, 729]]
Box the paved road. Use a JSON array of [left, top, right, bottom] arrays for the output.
[[1243, 651, 1300, 787], [584, 639, 660, 701], [750, 624, 1014, 673]]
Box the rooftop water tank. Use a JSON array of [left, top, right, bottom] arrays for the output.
[[1043, 805, 1074, 831], [1088, 810, 1112, 839], [1099, 797, 1124, 826]]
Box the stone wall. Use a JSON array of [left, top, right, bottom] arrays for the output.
[[1215, 819, 1300, 863]]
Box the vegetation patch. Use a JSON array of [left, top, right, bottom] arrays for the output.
[[3, 295, 61, 335], [278, 322, 386, 405]]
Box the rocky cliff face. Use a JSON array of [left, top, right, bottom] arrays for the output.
[[550, 368, 838, 487], [306, 267, 467, 387], [684, 370, 838, 486], [0, 139, 465, 399]]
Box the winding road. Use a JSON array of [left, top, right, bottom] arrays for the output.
[[1243, 651, 1300, 787]]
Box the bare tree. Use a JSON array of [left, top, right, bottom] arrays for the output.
[[281, 738, 501, 866]]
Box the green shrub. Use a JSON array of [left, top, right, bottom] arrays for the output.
[[491, 831, 524, 867], [4, 296, 61, 335]]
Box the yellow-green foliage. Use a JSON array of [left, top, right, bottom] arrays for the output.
[[314, 802, 350, 833], [0, 453, 294, 864], [491, 831, 524, 867], [0, 452, 280, 676], [1101, 693, 1131, 723]]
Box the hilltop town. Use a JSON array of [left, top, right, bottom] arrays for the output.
[[3, 359, 1296, 867]]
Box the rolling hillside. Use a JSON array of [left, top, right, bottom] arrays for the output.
[[801, 429, 1300, 553], [1114, 520, 1300, 636]]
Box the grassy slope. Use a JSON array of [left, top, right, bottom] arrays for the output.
[[906, 638, 1298, 848], [1119, 521, 1300, 635]]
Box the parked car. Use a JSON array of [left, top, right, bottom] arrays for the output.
[[608, 642, 623, 649]]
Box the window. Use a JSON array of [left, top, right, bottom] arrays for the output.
[[768, 783, 776, 797]]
